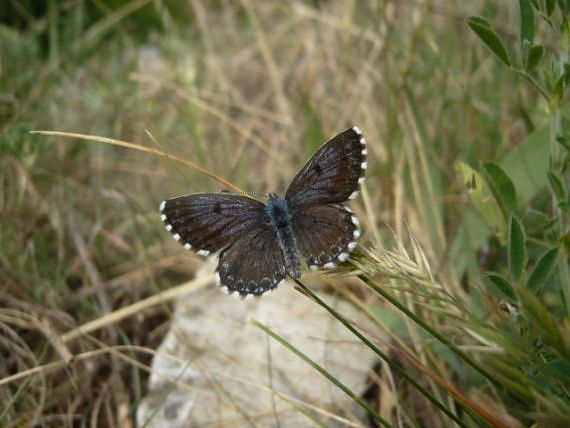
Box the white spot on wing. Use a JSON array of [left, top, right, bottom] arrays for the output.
[[348, 190, 359, 200], [361, 161, 367, 170], [197, 249, 210, 256], [353, 229, 361, 239], [361, 147, 368, 155], [358, 176, 365, 184], [165, 224, 173, 231], [360, 137, 366, 145], [183, 243, 192, 250], [323, 262, 336, 269], [309, 265, 319, 271], [344, 206, 354, 214], [348, 241, 357, 251], [160, 214, 167, 221], [352, 126, 363, 135], [173, 233, 181, 241], [338, 252, 349, 262], [351, 216, 360, 227], [159, 201, 166, 212]]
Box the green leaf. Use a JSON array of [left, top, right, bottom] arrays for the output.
[[527, 247, 559, 293], [519, 0, 535, 45], [457, 162, 508, 244], [525, 44, 544, 71], [483, 162, 518, 216], [486, 272, 517, 300], [548, 171, 566, 203], [467, 16, 511, 67], [509, 216, 527, 280], [450, 126, 549, 277], [467, 16, 493, 28]]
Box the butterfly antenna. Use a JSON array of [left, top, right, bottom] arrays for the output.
[[246, 190, 268, 198], [219, 189, 268, 198]]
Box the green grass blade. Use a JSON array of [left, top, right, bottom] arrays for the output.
[[356, 275, 499, 385], [294, 280, 469, 427], [251, 319, 393, 428]]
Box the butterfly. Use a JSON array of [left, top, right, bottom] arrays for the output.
[[160, 126, 367, 296]]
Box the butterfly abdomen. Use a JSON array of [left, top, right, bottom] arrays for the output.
[[265, 194, 302, 278]]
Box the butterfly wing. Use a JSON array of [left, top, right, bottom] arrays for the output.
[[161, 193, 286, 296], [160, 193, 266, 255], [160, 126, 368, 295], [285, 126, 367, 208], [217, 224, 287, 296], [292, 204, 361, 269], [286, 126, 367, 268]]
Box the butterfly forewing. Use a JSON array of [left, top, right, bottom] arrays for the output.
[[285, 126, 367, 208], [218, 224, 287, 296], [160, 193, 266, 255], [292, 204, 361, 269], [160, 126, 367, 297]]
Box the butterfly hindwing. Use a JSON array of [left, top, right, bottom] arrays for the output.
[[160, 126, 367, 297], [160, 193, 266, 255], [292, 204, 361, 270], [217, 224, 287, 296], [285, 126, 367, 208]]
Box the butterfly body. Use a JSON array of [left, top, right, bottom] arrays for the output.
[[161, 126, 367, 296], [265, 193, 301, 279]]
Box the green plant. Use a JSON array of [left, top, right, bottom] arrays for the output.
[[464, 1, 570, 422], [255, 2, 570, 426], [3, 1, 569, 426]]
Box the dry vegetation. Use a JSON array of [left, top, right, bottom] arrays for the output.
[[1, 1, 569, 426]]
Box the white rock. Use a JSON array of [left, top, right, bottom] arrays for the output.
[[137, 267, 379, 427]]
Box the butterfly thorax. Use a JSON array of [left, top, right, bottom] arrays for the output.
[[265, 194, 301, 278]]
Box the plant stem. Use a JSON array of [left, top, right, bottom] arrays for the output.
[[294, 279, 471, 427], [252, 319, 394, 428], [510, 67, 549, 100], [357, 275, 500, 385]]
